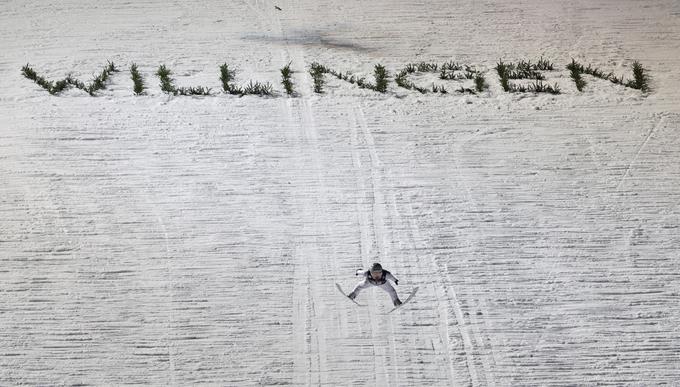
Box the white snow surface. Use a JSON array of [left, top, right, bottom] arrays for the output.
[[2, 0, 680, 385]]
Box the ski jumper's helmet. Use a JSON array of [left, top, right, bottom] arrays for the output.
[[370, 263, 383, 272]]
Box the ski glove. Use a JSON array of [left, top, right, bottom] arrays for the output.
[[394, 279, 399, 285]]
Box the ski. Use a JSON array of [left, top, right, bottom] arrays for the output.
[[386, 286, 419, 314], [336, 283, 365, 306]]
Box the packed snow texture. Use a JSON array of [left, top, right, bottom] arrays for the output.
[[1, 0, 680, 385]]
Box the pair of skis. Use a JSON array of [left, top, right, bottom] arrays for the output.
[[335, 283, 419, 314]]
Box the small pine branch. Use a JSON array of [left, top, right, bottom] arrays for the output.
[[106, 60, 117, 73], [21, 64, 38, 81], [177, 86, 212, 96], [441, 61, 464, 71], [280, 62, 295, 96], [587, 65, 611, 80], [513, 67, 544, 80], [507, 80, 560, 94], [416, 62, 438, 72], [496, 60, 511, 92], [439, 69, 462, 80], [22, 64, 56, 93], [310, 62, 330, 74], [309, 62, 326, 93], [64, 75, 82, 91], [609, 74, 625, 86], [355, 76, 374, 90], [52, 79, 70, 94], [156, 64, 176, 94], [569, 60, 586, 92], [566, 59, 583, 73], [628, 61, 649, 92], [130, 63, 145, 95], [337, 71, 357, 84], [373, 64, 389, 93], [86, 61, 118, 96], [395, 68, 427, 94], [155, 64, 210, 96], [220, 63, 240, 94], [535, 57, 555, 71], [440, 66, 479, 81], [431, 83, 447, 94], [66, 75, 86, 91], [242, 80, 273, 96], [474, 73, 487, 92], [527, 80, 560, 94], [395, 69, 411, 89], [325, 64, 375, 91]]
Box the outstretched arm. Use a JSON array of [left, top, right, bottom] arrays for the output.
[[385, 271, 399, 285]]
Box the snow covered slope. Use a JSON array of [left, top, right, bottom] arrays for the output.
[[1, 0, 679, 385]]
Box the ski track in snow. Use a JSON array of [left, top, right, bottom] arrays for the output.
[[615, 114, 666, 191], [2, 0, 680, 385]]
